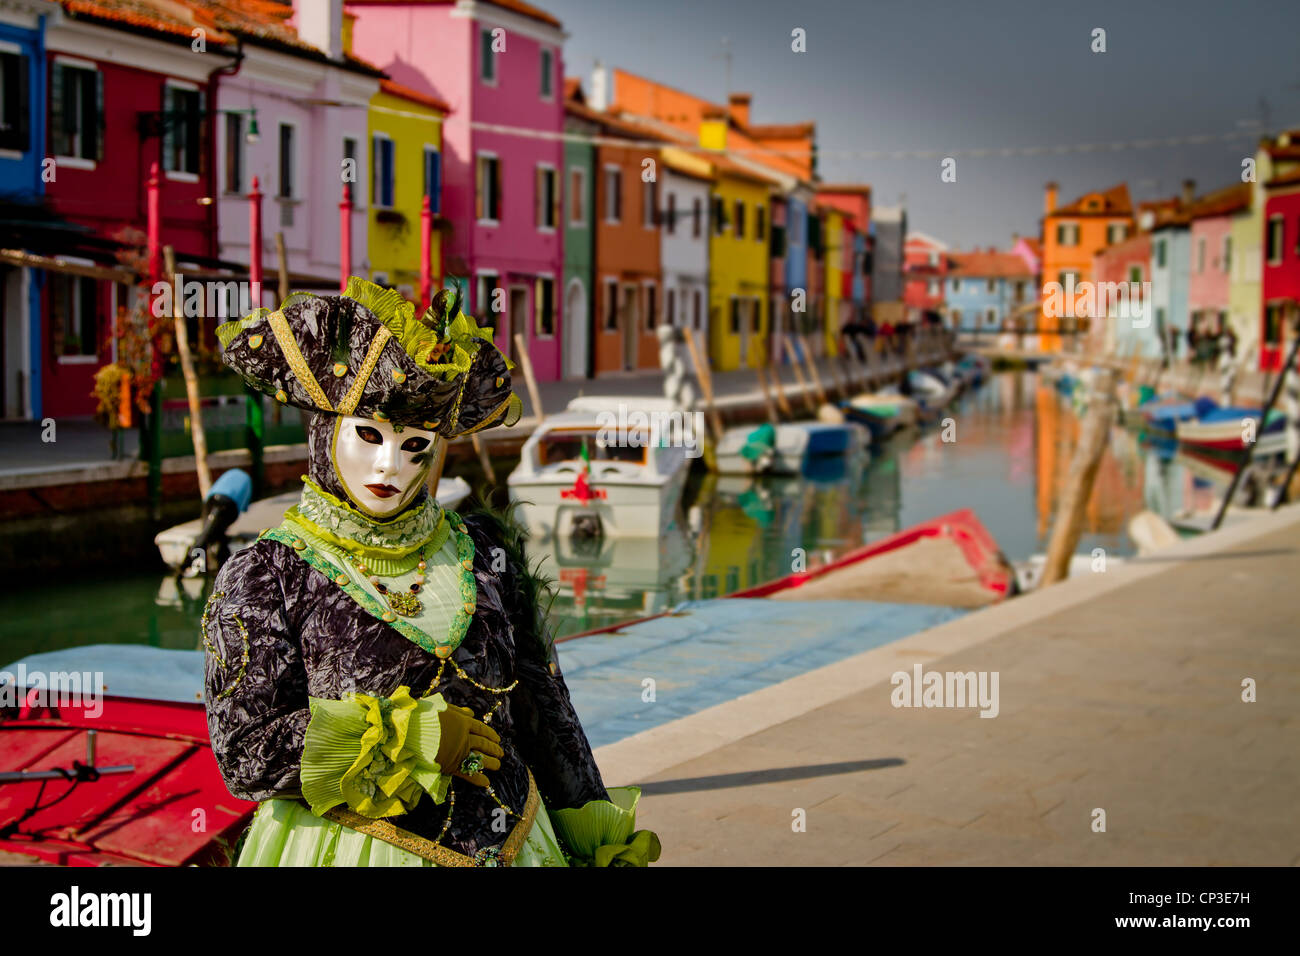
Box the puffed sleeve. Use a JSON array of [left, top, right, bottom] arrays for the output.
[[202, 542, 310, 802], [462, 510, 608, 810]]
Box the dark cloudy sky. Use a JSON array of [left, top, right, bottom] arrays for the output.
[[544, 0, 1300, 250]]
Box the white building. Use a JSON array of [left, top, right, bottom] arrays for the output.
[[659, 148, 712, 339]]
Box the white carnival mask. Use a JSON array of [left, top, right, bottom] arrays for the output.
[[333, 415, 438, 518]]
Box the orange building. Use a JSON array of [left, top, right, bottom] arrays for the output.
[[565, 100, 668, 372], [1038, 182, 1134, 351]]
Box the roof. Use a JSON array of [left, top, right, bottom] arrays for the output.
[[1188, 182, 1251, 217], [344, 0, 561, 29], [747, 122, 816, 139], [947, 250, 1033, 279], [60, 0, 386, 75], [379, 78, 450, 113], [564, 76, 583, 103], [1015, 236, 1042, 256], [1266, 166, 1300, 189], [817, 183, 872, 195], [1094, 232, 1150, 261], [1051, 182, 1133, 218]]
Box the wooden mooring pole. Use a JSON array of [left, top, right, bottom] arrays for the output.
[[1041, 369, 1117, 586], [164, 245, 211, 499]]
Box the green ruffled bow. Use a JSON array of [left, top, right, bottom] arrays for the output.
[[342, 277, 515, 378], [549, 788, 662, 867], [300, 686, 450, 819]]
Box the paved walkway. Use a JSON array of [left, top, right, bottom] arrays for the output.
[[594, 506, 1300, 865]]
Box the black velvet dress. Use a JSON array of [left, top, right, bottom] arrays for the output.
[[203, 510, 610, 861]]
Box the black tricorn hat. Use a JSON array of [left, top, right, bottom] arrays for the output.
[[217, 278, 521, 437]]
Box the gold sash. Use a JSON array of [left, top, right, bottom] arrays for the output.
[[322, 770, 540, 867]]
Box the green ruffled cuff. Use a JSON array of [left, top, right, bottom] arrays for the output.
[[549, 788, 662, 867], [300, 686, 450, 819]]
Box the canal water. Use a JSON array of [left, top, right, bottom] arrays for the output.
[[0, 370, 1227, 663]]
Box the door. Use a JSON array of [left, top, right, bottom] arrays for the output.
[[565, 278, 587, 379], [620, 284, 639, 370], [508, 285, 528, 365]]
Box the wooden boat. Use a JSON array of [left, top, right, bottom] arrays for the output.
[[1174, 407, 1284, 453], [0, 645, 254, 866], [840, 392, 920, 441], [156, 476, 472, 569], [506, 397, 691, 538], [1135, 395, 1218, 438], [713, 420, 870, 475]]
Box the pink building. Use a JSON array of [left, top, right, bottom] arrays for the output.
[[902, 231, 949, 311], [347, 0, 566, 380], [1187, 184, 1250, 342]]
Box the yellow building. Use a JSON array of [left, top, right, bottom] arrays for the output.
[[366, 79, 448, 299], [823, 208, 844, 356], [707, 155, 776, 370]]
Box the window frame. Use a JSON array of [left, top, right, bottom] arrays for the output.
[[223, 111, 244, 194], [480, 27, 498, 86], [423, 145, 442, 214], [477, 151, 502, 225], [0, 45, 30, 156], [1267, 215, 1284, 266], [534, 274, 556, 339], [50, 56, 101, 168], [539, 46, 554, 100], [371, 132, 396, 209], [277, 120, 298, 200], [603, 164, 622, 224], [51, 268, 100, 363], [535, 162, 559, 232], [161, 78, 202, 182], [568, 165, 586, 226]]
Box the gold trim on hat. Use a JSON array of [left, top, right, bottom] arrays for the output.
[[267, 310, 334, 412], [338, 326, 394, 417]]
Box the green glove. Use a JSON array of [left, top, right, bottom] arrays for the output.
[[435, 704, 503, 787]]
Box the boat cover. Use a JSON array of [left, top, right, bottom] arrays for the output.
[[1, 645, 205, 705]]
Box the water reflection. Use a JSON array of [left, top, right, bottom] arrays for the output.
[[0, 370, 1238, 658]]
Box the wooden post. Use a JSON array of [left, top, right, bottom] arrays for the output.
[[471, 434, 497, 484], [748, 338, 778, 423], [513, 331, 545, 422], [683, 326, 723, 441], [1042, 370, 1117, 586], [769, 354, 793, 417], [164, 245, 211, 499], [800, 334, 829, 405], [782, 336, 817, 414], [275, 231, 290, 303]]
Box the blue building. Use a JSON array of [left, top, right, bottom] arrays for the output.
[[944, 250, 1034, 336], [0, 0, 57, 420]]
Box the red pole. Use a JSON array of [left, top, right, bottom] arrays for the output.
[[146, 162, 162, 379], [249, 175, 264, 309], [419, 194, 432, 310], [340, 184, 352, 292]]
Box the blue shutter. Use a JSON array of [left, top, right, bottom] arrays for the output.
[[426, 149, 441, 214]]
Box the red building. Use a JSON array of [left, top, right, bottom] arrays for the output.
[[1262, 166, 1300, 370], [903, 231, 950, 312], [41, 7, 230, 418]]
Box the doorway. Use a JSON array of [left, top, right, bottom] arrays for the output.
[[508, 285, 528, 365], [565, 277, 587, 378], [619, 283, 639, 370]]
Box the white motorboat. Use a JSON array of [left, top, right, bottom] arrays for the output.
[[506, 397, 692, 538], [155, 476, 472, 570], [714, 420, 870, 476]]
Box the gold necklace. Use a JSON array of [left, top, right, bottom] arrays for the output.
[[350, 547, 428, 616]]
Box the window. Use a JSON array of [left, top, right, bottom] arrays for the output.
[[692, 197, 702, 238], [569, 167, 586, 225], [422, 147, 441, 213], [1264, 303, 1283, 344], [476, 272, 501, 317], [480, 28, 497, 84], [729, 297, 742, 333], [756, 207, 766, 242], [1056, 222, 1079, 246], [807, 215, 822, 256], [539, 48, 553, 99], [952, 309, 962, 326], [224, 112, 244, 193], [928, 251, 939, 266], [1223, 236, 1232, 274], [713, 196, 726, 235], [951, 280, 960, 294], [603, 166, 622, 223], [733, 200, 745, 238], [1196, 237, 1205, 274], [162, 82, 202, 177], [1107, 223, 1128, 244], [665, 191, 676, 235], [643, 178, 658, 228], [51, 59, 102, 161], [372, 134, 395, 208], [770, 221, 787, 258], [477, 154, 501, 222], [343, 136, 357, 197], [1155, 238, 1167, 268], [1128, 265, 1142, 284], [986, 278, 996, 294], [693, 289, 702, 329], [1267, 216, 1283, 265], [0, 49, 30, 152], [928, 280, 938, 296], [986, 309, 997, 325], [278, 123, 295, 198], [51, 274, 98, 358], [536, 165, 558, 230], [645, 284, 657, 330], [535, 277, 555, 336], [667, 288, 676, 327], [604, 279, 618, 330]]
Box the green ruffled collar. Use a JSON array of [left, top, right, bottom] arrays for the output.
[[288, 478, 447, 565]]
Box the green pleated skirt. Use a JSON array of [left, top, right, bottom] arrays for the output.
[[236, 797, 570, 867]]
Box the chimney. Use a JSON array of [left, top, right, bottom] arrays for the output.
[[590, 61, 609, 111], [1044, 182, 1058, 215], [728, 92, 751, 128], [295, 0, 344, 61], [1181, 178, 1196, 207]]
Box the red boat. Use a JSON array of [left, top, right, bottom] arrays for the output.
[[0, 646, 255, 866]]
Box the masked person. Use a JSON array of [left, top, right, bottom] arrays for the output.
[[203, 278, 659, 867]]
